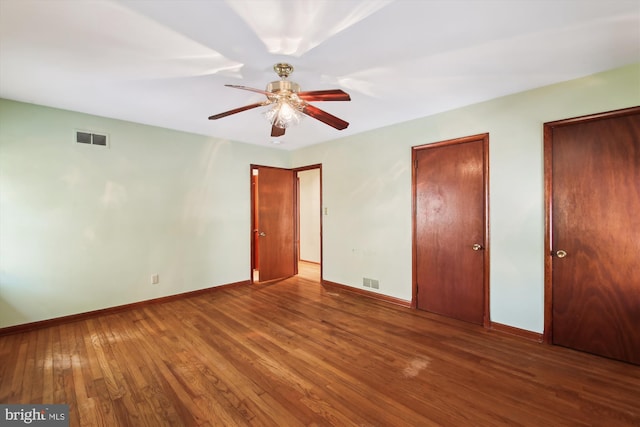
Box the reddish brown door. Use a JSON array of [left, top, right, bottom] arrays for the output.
[[413, 134, 488, 325], [253, 166, 296, 282], [546, 107, 640, 365]]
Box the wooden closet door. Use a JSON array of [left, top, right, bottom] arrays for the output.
[[546, 107, 640, 364], [414, 134, 489, 325]]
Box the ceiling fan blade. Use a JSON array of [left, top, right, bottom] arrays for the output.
[[297, 89, 351, 102], [301, 104, 349, 130], [225, 84, 273, 96], [208, 102, 266, 120], [271, 125, 286, 137]]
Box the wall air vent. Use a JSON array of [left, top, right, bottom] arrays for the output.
[[75, 130, 109, 148]]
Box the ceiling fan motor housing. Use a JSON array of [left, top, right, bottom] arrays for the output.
[[266, 80, 303, 111], [267, 80, 301, 94]]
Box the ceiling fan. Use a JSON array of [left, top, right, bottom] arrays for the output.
[[208, 63, 351, 137]]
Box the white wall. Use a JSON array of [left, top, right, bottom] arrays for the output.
[[298, 169, 321, 263], [0, 99, 289, 327], [292, 63, 640, 333]]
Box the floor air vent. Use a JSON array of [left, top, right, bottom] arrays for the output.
[[76, 130, 108, 147]]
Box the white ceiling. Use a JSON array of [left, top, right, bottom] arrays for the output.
[[1, 0, 639, 150]]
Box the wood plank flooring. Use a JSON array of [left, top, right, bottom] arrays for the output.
[[1, 262, 639, 426]]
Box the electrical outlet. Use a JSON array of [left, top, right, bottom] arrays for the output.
[[151, 274, 159, 285]]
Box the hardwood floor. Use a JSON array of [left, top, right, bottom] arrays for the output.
[[1, 262, 639, 426]]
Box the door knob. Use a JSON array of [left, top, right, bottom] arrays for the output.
[[554, 249, 567, 258], [258, 231, 266, 237], [472, 243, 484, 251]]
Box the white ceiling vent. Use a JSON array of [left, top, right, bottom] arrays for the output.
[[75, 130, 109, 148]]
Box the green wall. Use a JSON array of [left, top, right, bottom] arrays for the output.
[[2, 63, 639, 331], [292, 63, 640, 332], [0, 100, 289, 327]]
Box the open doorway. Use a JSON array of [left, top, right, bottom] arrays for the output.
[[296, 166, 322, 282], [251, 164, 322, 283]]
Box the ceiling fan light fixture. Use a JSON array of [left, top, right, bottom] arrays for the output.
[[263, 72, 305, 130], [263, 99, 303, 129]]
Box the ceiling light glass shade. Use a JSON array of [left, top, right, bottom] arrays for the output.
[[263, 99, 303, 129]]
